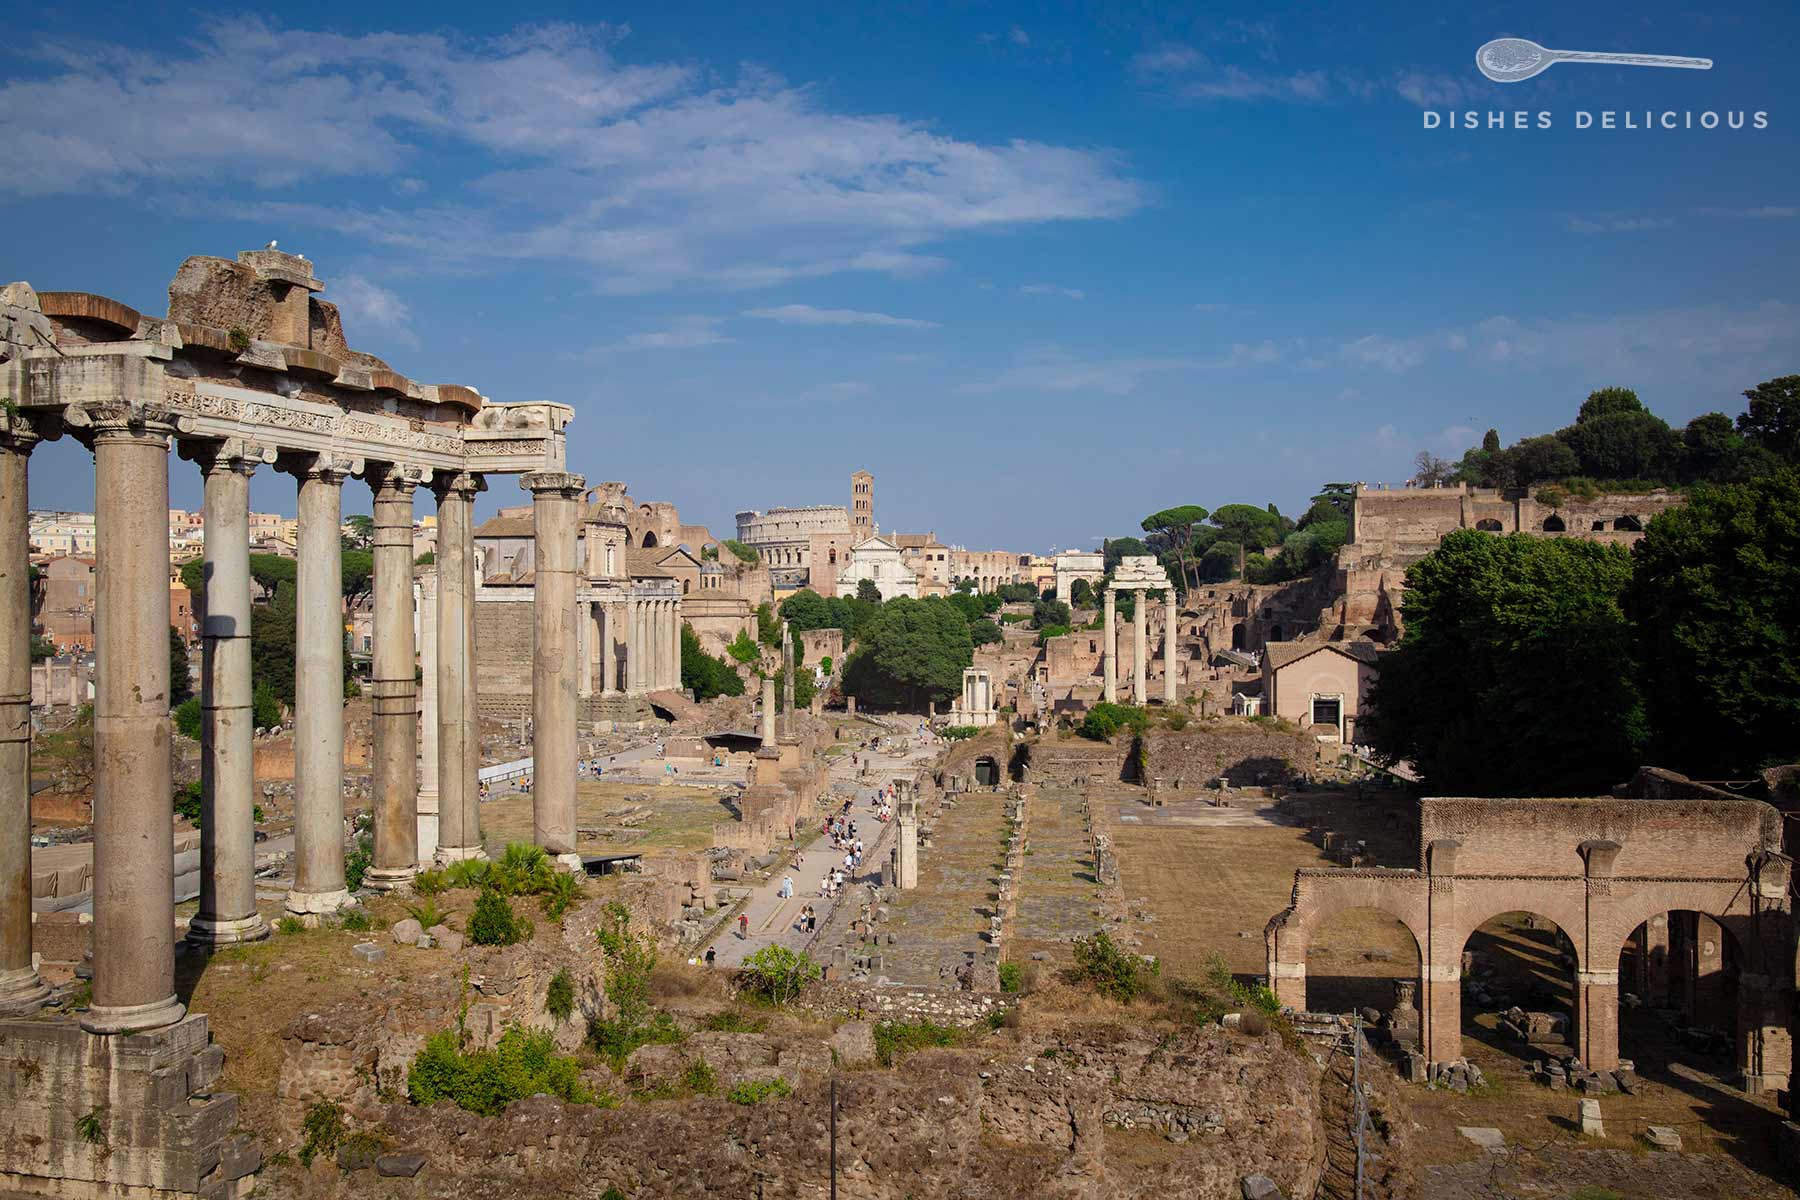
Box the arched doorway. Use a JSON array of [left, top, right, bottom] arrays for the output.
[[1612, 515, 1642, 532], [1542, 514, 1566, 532], [1231, 623, 1246, 651], [974, 756, 999, 787], [1619, 911, 1743, 1080], [1268, 624, 1283, 642], [1474, 518, 1504, 532], [1462, 911, 1578, 1066], [1304, 906, 1423, 1024], [641, 531, 659, 548]]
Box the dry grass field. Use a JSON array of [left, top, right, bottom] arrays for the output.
[[480, 781, 738, 855]]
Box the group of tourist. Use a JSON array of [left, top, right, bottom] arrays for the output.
[[791, 904, 819, 934]]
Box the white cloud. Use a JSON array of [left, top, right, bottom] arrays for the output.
[[592, 315, 729, 353], [1009, 25, 1031, 47], [1018, 284, 1085, 300], [1565, 215, 1675, 234], [331, 274, 418, 347], [1134, 44, 1487, 109], [1698, 205, 1799, 220], [7, 20, 1145, 292], [1394, 72, 1471, 108], [741, 304, 938, 329]]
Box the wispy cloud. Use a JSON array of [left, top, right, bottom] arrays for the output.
[[591, 315, 729, 353], [955, 340, 1278, 396], [1133, 42, 1487, 109], [331, 274, 418, 348], [1697, 205, 1799, 220], [741, 304, 938, 329], [1565, 215, 1675, 234], [6, 20, 1145, 293], [1018, 284, 1085, 300]]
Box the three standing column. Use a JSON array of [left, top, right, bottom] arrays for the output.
[[285, 457, 352, 919], [524, 472, 584, 868], [363, 464, 420, 891], [0, 420, 50, 1012], [1102, 588, 1117, 703], [433, 472, 485, 863], [82, 408, 185, 1034], [1133, 591, 1148, 704], [186, 441, 269, 946]]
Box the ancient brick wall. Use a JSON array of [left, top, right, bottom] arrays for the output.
[[1141, 722, 1318, 789], [473, 592, 533, 701]]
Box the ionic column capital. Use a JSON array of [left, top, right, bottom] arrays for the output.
[[179, 437, 276, 477], [279, 452, 358, 486], [521, 470, 586, 499], [432, 471, 487, 503], [65, 401, 180, 447], [368, 461, 427, 496]]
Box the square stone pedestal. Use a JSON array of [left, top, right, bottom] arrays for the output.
[[0, 1014, 258, 1199]]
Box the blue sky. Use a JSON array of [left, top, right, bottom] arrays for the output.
[[7, 2, 1798, 550]]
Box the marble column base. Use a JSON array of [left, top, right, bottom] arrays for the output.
[[80, 993, 186, 1035], [435, 845, 488, 865], [284, 887, 351, 920], [361, 865, 417, 892], [554, 852, 584, 873], [0, 966, 52, 1014], [184, 912, 270, 948]]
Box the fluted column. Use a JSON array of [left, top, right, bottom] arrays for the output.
[[780, 621, 794, 737], [629, 599, 644, 694], [524, 471, 584, 868], [761, 675, 777, 748], [186, 441, 269, 947], [433, 472, 484, 863], [82, 407, 184, 1034], [285, 457, 351, 919], [1163, 589, 1179, 705], [663, 599, 678, 690], [364, 464, 420, 891], [1133, 591, 1148, 704], [1102, 588, 1117, 703], [601, 602, 619, 694], [0, 421, 50, 1012], [415, 573, 438, 865]]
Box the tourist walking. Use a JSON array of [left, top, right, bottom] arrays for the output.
[[778, 875, 794, 899], [738, 913, 749, 939]]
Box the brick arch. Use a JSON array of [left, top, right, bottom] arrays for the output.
[[1451, 888, 1591, 971], [1590, 879, 1757, 969]]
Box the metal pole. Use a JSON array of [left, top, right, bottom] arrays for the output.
[[830, 1074, 838, 1200]]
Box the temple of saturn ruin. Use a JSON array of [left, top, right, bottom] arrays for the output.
[[0, 247, 624, 1193], [1101, 554, 1180, 706]]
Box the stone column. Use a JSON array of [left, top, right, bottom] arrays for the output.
[[577, 601, 592, 698], [1163, 589, 1178, 705], [1102, 588, 1117, 703], [83, 407, 185, 1034], [1133, 591, 1148, 704], [286, 457, 351, 920], [433, 473, 483, 863], [364, 464, 420, 891], [415, 572, 439, 865], [781, 622, 794, 737], [623, 599, 638, 694], [524, 472, 584, 868], [667, 600, 680, 690], [897, 787, 919, 889], [601, 602, 619, 694], [761, 675, 777, 748], [186, 441, 269, 946], [0, 421, 49, 1012]]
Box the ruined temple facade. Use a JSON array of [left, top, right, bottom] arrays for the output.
[[0, 247, 585, 1196]]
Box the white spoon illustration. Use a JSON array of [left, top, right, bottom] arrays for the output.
[[1476, 37, 1712, 84]]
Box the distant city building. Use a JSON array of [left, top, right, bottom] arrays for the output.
[[837, 534, 918, 601]]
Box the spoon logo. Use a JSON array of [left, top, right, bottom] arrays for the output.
[[1476, 37, 1712, 83]]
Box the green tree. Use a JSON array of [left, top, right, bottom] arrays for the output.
[[839, 597, 972, 710], [726, 630, 760, 665], [1680, 411, 1777, 484], [1737, 375, 1800, 464], [968, 619, 1003, 647], [680, 624, 746, 701], [342, 514, 375, 549], [1482, 429, 1502, 453], [1030, 598, 1071, 629], [721, 539, 760, 564], [249, 553, 297, 600], [778, 588, 831, 631], [414, 550, 435, 566], [1207, 504, 1285, 552], [169, 629, 194, 707], [1069, 578, 1094, 607], [250, 593, 297, 706], [31, 635, 55, 662], [1141, 505, 1208, 593], [1625, 470, 1800, 776], [773, 665, 817, 712], [995, 582, 1038, 604], [855, 578, 883, 604], [340, 549, 374, 609], [1362, 531, 1644, 795], [1557, 389, 1678, 480], [1500, 434, 1580, 487]]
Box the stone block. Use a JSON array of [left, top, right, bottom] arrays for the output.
[[377, 1151, 427, 1177], [427, 924, 463, 952], [1241, 1174, 1285, 1200], [1458, 1127, 1505, 1153], [352, 941, 384, 964], [828, 1021, 877, 1068], [1578, 1099, 1604, 1137], [391, 917, 422, 945], [1644, 1126, 1681, 1151]]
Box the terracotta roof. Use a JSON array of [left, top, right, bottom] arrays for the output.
[[894, 533, 943, 550], [1264, 640, 1381, 671], [473, 513, 535, 538], [625, 549, 671, 577]]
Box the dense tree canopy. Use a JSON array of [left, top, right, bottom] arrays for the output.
[[680, 624, 745, 701], [1141, 505, 1207, 592], [855, 579, 882, 604], [1362, 531, 1644, 795], [839, 598, 973, 711], [1738, 375, 1800, 464], [1625, 470, 1800, 776], [169, 629, 193, 707]]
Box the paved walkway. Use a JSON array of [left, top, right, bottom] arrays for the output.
[[706, 721, 941, 968]]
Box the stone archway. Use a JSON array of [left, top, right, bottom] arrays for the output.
[[641, 531, 658, 548], [1461, 910, 1580, 1067], [1303, 904, 1423, 1020], [1542, 514, 1566, 531]]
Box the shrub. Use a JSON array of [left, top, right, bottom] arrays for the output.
[[407, 1027, 591, 1115], [344, 835, 373, 892], [738, 945, 820, 1005], [489, 843, 554, 896], [1036, 624, 1070, 641], [545, 968, 575, 1023], [873, 1020, 964, 1067], [589, 1011, 682, 1073], [298, 1101, 346, 1166], [468, 890, 531, 947], [275, 916, 306, 935], [997, 962, 1023, 993], [1068, 931, 1159, 1003], [728, 1076, 792, 1104], [412, 868, 447, 896], [703, 1009, 768, 1033], [1165, 710, 1189, 731], [1078, 702, 1149, 742], [339, 909, 372, 932], [405, 898, 448, 931], [251, 681, 281, 730], [173, 780, 203, 825], [678, 1058, 716, 1096], [940, 725, 979, 742], [173, 696, 202, 740], [541, 871, 582, 921], [443, 858, 491, 890]]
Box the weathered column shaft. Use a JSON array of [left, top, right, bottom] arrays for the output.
[[0, 429, 49, 1011], [365, 466, 419, 890], [188, 445, 268, 946], [525, 472, 584, 865], [781, 622, 794, 736], [1102, 589, 1117, 703], [577, 600, 592, 698], [84, 414, 185, 1034], [416, 573, 439, 864], [434, 473, 484, 862], [1163, 590, 1178, 705], [287, 460, 350, 917], [1133, 592, 1148, 704], [761, 675, 777, 748], [601, 603, 618, 694]]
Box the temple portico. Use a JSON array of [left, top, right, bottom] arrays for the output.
[[1102, 555, 1180, 706]]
